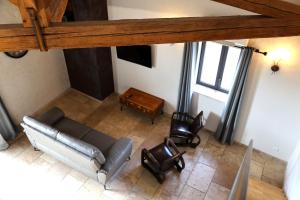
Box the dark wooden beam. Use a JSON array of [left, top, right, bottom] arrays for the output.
[[211, 0, 300, 17], [1, 15, 300, 51]]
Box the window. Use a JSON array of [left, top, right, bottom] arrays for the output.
[[197, 42, 241, 93]]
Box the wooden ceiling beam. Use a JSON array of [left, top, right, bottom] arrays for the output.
[[1, 15, 300, 52], [46, 0, 68, 22], [16, 0, 38, 27], [211, 0, 300, 18], [11, 0, 67, 28], [14, 0, 51, 27], [9, 0, 18, 6]]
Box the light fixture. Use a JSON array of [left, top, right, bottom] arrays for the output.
[[268, 48, 291, 74]]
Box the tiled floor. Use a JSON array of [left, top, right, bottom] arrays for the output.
[[0, 89, 287, 200]]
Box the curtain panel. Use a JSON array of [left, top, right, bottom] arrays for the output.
[[177, 42, 201, 114], [0, 97, 17, 141], [215, 48, 254, 144]]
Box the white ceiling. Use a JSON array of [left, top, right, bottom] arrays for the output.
[[108, 0, 254, 16], [108, 0, 300, 17], [285, 0, 300, 5]]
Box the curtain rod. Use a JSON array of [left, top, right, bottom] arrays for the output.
[[234, 45, 268, 56], [252, 48, 268, 56], [208, 41, 267, 56]]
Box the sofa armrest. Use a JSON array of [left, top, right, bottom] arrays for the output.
[[102, 138, 132, 176], [38, 107, 65, 126]]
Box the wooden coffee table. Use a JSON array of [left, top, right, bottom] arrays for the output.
[[120, 88, 165, 124]]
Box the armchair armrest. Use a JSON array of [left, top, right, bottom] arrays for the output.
[[198, 111, 204, 128], [102, 138, 132, 176]]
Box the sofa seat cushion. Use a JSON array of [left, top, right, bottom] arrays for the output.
[[81, 130, 116, 156], [170, 121, 192, 136], [38, 107, 65, 126], [56, 132, 106, 164], [23, 116, 59, 139], [54, 118, 91, 139]]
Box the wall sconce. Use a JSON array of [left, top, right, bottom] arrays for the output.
[[268, 48, 291, 74]]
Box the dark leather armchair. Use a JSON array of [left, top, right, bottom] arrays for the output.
[[169, 111, 204, 148], [141, 138, 185, 183]]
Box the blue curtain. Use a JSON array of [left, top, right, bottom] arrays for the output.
[[215, 48, 254, 144], [177, 42, 200, 114], [0, 97, 17, 141]]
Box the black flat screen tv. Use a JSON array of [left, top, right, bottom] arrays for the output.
[[116, 45, 152, 68]]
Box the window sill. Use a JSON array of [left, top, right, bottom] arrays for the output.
[[193, 84, 228, 103]]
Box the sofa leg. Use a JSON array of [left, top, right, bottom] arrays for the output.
[[127, 156, 131, 161], [104, 184, 109, 190]]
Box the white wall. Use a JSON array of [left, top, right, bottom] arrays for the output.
[[236, 37, 300, 161], [0, 1, 70, 122], [284, 140, 300, 200], [192, 92, 225, 132], [111, 44, 184, 114], [108, 0, 250, 114]]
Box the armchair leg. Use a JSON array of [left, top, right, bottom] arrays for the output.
[[104, 183, 110, 190], [34, 147, 40, 151], [190, 135, 201, 148], [175, 157, 185, 173], [157, 172, 165, 184]]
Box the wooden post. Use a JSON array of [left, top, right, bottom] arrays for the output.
[[27, 8, 48, 51]]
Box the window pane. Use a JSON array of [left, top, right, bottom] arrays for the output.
[[200, 42, 222, 85], [221, 47, 241, 91]]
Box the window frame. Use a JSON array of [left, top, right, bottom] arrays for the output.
[[196, 41, 238, 94]]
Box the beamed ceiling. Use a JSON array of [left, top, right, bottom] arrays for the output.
[[1, 0, 300, 52]]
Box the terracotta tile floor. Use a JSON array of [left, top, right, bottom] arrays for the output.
[[0, 89, 287, 200]]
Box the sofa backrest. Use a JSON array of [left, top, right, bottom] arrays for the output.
[[57, 132, 106, 164], [22, 115, 105, 163], [38, 107, 65, 126], [21, 115, 105, 180], [22, 122, 101, 180], [23, 116, 59, 139]]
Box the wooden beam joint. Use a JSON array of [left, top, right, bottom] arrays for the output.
[[27, 8, 48, 51], [211, 0, 300, 18]]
